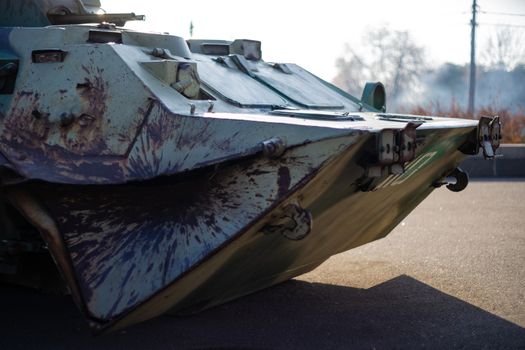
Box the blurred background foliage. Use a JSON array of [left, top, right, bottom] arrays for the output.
[[333, 25, 525, 143]]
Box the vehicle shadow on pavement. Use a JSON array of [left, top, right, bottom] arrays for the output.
[[1, 275, 524, 349]]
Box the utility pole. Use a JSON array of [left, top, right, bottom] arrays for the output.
[[468, 0, 477, 116]]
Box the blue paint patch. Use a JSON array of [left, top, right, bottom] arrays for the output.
[[0, 28, 17, 59], [0, 28, 13, 50]]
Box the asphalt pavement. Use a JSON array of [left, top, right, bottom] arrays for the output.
[[1, 180, 524, 349]]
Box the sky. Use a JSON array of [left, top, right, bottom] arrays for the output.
[[103, 0, 525, 81]]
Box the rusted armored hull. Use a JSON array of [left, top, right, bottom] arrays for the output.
[[4, 122, 474, 332], [0, 2, 502, 332]]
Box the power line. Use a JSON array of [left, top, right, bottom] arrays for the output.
[[480, 10, 525, 17], [466, 1, 524, 113], [478, 22, 525, 28]]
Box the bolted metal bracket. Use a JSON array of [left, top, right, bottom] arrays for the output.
[[359, 122, 422, 191], [478, 116, 502, 159], [261, 137, 287, 159], [260, 203, 313, 241], [368, 122, 421, 178]]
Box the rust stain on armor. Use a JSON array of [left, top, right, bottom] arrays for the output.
[[3, 91, 49, 146], [126, 103, 185, 178], [58, 68, 110, 155], [0, 87, 125, 182], [277, 166, 291, 197]]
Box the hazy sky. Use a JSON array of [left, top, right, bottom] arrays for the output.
[[103, 0, 525, 81]]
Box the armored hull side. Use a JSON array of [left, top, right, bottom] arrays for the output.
[[5, 117, 475, 331], [104, 123, 474, 333]]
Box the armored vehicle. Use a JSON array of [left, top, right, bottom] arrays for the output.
[[0, 0, 500, 333]]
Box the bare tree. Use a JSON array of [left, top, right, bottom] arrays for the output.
[[481, 28, 525, 70], [333, 26, 426, 105]]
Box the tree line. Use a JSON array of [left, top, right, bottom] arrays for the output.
[[332, 26, 525, 142]]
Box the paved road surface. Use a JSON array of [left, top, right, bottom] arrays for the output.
[[1, 180, 524, 349]]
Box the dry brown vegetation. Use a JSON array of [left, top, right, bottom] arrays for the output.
[[407, 104, 525, 143]]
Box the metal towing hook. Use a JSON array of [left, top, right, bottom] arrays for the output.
[[434, 167, 469, 192]]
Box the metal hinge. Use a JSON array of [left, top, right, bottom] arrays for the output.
[[367, 122, 421, 177], [478, 116, 502, 159]]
